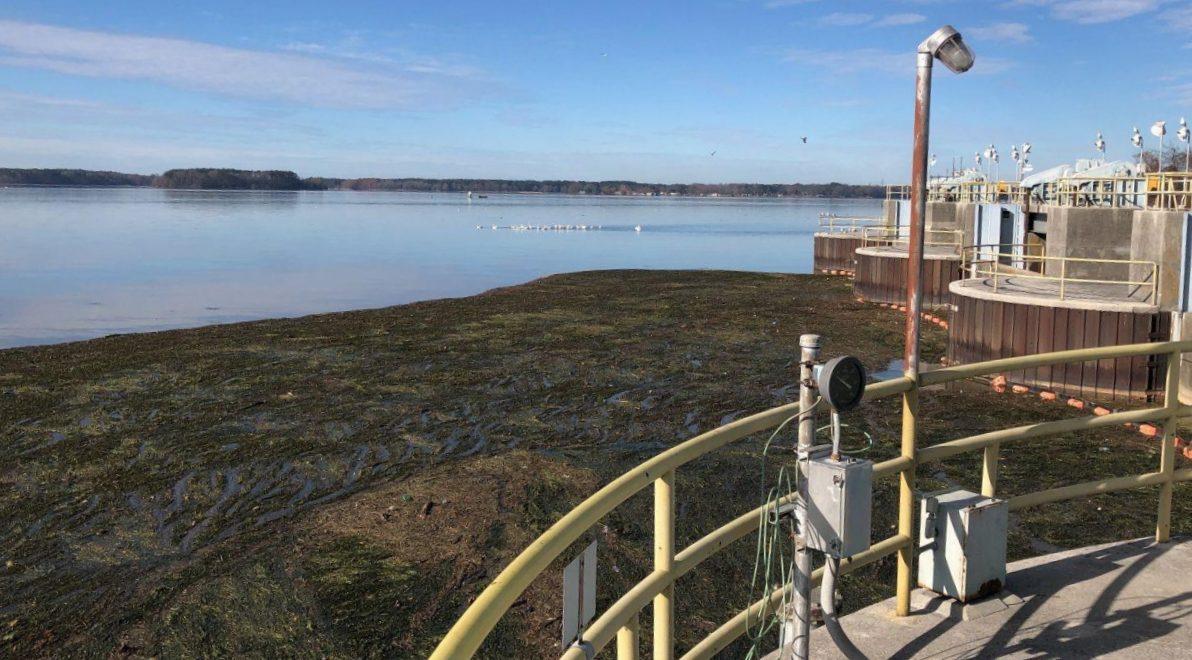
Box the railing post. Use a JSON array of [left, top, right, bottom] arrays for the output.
[[617, 612, 640, 660], [1156, 347, 1181, 543], [1059, 259, 1067, 301], [653, 470, 675, 659], [981, 441, 999, 497], [895, 383, 918, 617]]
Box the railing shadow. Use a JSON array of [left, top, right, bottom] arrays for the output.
[[888, 537, 1190, 659]]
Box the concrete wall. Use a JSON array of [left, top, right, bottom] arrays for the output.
[[1039, 205, 1135, 281], [1129, 210, 1186, 311], [882, 200, 898, 227]]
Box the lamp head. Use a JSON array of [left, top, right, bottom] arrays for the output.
[[919, 25, 974, 73]]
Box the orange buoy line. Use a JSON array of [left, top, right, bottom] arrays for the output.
[[986, 374, 1191, 459]]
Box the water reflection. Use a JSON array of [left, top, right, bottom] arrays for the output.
[[0, 188, 881, 348]]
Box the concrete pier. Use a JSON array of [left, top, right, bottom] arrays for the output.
[[773, 537, 1192, 659]]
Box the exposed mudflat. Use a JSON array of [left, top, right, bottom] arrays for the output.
[[1, 270, 1185, 658]]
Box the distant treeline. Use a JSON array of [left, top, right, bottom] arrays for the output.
[[307, 177, 884, 198], [0, 167, 884, 198], [0, 168, 154, 187], [153, 168, 304, 190]]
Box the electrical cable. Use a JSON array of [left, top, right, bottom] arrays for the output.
[[743, 402, 875, 659], [742, 400, 818, 660], [821, 556, 867, 660]]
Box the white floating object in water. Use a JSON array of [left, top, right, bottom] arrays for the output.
[[634, 225, 642, 232]]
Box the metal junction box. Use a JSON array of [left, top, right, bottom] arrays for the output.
[[918, 489, 1008, 602], [805, 455, 872, 558]]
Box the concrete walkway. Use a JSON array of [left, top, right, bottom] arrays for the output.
[[785, 537, 1192, 659], [950, 275, 1156, 312]]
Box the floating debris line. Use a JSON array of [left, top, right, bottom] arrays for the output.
[[474, 223, 647, 232]]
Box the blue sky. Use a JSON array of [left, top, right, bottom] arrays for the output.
[[0, 1, 1188, 183]]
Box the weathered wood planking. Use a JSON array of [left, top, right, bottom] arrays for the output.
[[853, 250, 959, 310], [948, 291, 1170, 402], [813, 235, 863, 273]]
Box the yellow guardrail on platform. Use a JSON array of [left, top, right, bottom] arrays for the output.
[[960, 244, 1158, 303], [430, 340, 1192, 660], [861, 227, 962, 251], [817, 214, 883, 235], [1035, 172, 1192, 210]]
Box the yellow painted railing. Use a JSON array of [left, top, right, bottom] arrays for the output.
[[883, 182, 1027, 204], [1034, 172, 1192, 210], [430, 341, 1192, 660], [931, 180, 1027, 205], [816, 213, 883, 235], [861, 227, 962, 252], [960, 244, 1158, 303]]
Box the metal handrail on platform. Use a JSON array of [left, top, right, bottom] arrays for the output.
[[817, 214, 883, 235], [862, 227, 963, 251], [430, 341, 1191, 660], [931, 180, 1027, 204], [1034, 172, 1192, 210], [960, 244, 1158, 303]]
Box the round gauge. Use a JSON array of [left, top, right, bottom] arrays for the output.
[[817, 356, 867, 412]]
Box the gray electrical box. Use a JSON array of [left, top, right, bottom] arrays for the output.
[[918, 489, 1008, 602], [805, 455, 872, 558]]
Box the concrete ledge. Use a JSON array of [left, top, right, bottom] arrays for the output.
[[950, 277, 1159, 313], [768, 537, 1192, 659], [855, 246, 961, 261]]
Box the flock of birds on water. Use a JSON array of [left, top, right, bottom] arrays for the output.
[[476, 223, 643, 232]]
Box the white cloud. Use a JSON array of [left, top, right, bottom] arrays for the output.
[[784, 48, 1015, 75], [0, 21, 497, 110], [873, 13, 927, 27], [1162, 4, 1192, 29], [966, 22, 1035, 43], [764, 0, 820, 7], [820, 12, 875, 26], [1006, 0, 1162, 24], [818, 12, 926, 27]]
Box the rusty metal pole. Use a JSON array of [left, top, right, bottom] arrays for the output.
[[895, 50, 933, 618], [905, 52, 933, 379]]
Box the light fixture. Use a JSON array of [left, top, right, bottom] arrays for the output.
[[1151, 121, 1167, 171], [919, 25, 975, 74], [1132, 127, 1144, 171], [1095, 131, 1106, 156], [1178, 118, 1189, 171]]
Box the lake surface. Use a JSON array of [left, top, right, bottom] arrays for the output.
[[0, 187, 881, 348]]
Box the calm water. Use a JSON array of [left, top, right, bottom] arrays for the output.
[[0, 187, 880, 348]]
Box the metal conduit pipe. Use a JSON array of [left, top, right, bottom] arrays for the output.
[[820, 557, 867, 660]]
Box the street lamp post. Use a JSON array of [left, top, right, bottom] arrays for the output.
[[898, 24, 973, 620]]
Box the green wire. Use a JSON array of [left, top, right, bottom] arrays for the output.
[[744, 405, 873, 658]]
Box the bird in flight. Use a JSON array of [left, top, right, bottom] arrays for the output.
[[801, 137, 808, 143], [710, 150, 717, 157]]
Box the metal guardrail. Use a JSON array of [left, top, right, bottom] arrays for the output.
[[884, 182, 1026, 204], [960, 244, 1158, 303], [816, 214, 883, 235], [862, 227, 963, 252], [430, 341, 1192, 660], [932, 180, 1027, 205], [1034, 172, 1192, 210], [887, 172, 1192, 210]]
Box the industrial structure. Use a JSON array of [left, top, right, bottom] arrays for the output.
[[816, 166, 1192, 401], [430, 23, 1192, 660]]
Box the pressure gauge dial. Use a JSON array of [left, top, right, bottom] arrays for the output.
[[817, 356, 867, 412]]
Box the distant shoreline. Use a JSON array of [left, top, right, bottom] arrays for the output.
[[0, 167, 886, 198]]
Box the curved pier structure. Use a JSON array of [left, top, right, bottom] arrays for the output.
[[853, 245, 961, 309], [813, 233, 863, 274], [947, 274, 1168, 401]]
